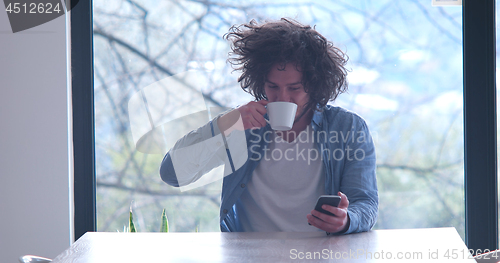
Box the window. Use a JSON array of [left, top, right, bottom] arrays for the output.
[[72, 0, 497, 250]]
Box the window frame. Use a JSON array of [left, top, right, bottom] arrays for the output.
[[71, 0, 498, 251], [71, 0, 96, 240], [463, 0, 498, 251]]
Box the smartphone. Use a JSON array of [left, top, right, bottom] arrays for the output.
[[314, 195, 341, 217]]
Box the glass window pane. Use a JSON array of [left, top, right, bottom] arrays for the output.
[[93, 0, 464, 236]]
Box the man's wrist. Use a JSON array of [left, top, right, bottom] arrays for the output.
[[326, 213, 350, 236]]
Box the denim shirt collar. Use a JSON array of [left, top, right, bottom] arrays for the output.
[[311, 109, 324, 131]]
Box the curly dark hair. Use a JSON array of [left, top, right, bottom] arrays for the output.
[[224, 18, 349, 110]]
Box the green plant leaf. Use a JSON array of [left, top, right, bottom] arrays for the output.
[[129, 209, 136, 233], [160, 208, 169, 232]]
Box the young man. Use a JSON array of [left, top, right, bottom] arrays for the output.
[[160, 18, 378, 235]]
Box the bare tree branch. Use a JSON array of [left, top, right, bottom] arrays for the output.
[[94, 27, 225, 107]]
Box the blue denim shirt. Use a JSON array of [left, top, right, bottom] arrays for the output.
[[160, 105, 378, 234]]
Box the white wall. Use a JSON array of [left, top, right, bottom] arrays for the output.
[[0, 8, 71, 262]]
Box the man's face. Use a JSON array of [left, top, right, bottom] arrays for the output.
[[264, 63, 310, 118]]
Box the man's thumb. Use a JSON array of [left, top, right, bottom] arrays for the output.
[[338, 191, 349, 208]]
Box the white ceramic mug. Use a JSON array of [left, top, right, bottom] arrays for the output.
[[266, 102, 298, 131]]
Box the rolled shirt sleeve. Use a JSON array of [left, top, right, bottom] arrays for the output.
[[340, 117, 378, 234]]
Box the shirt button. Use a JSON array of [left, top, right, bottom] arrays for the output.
[[216, 142, 221, 147], [241, 184, 245, 188], [223, 209, 228, 214]]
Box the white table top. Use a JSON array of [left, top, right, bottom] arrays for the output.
[[52, 227, 476, 262]]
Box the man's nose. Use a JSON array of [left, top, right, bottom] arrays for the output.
[[277, 89, 290, 102]]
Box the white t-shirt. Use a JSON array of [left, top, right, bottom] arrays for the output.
[[235, 125, 325, 232]]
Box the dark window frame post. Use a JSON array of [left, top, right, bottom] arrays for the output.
[[463, 0, 498, 251], [71, 0, 96, 241]]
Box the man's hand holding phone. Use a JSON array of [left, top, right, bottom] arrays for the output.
[[307, 191, 350, 234]]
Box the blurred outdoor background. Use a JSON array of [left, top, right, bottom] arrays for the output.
[[92, 0, 466, 237]]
